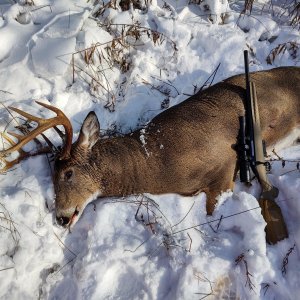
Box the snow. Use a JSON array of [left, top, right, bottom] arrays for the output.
[[0, 0, 299, 299]]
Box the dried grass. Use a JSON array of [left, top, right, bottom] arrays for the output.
[[266, 41, 299, 64], [0, 202, 20, 254], [240, 0, 300, 29], [71, 21, 177, 111]]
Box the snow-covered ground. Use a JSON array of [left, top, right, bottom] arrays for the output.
[[0, 0, 299, 299]]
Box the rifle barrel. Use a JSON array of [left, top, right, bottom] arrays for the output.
[[243, 50, 256, 171], [238, 116, 251, 183]]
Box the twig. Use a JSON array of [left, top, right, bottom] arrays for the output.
[[172, 206, 260, 235], [282, 243, 296, 275], [134, 197, 144, 221], [51, 231, 78, 274], [235, 253, 255, 291], [141, 77, 172, 98], [0, 90, 13, 95], [53, 231, 77, 257], [142, 194, 173, 227], [0, 203, 21, 246], [271, 149, 282, 160], [216, 215, 223, 230], [209, 214, 224, 233], [0, 102, 20, 127], [171, 201, 195, 229], [279, 168, 300, 176], [0, 267, 14, 272], [30, 4, 52, 12], [262, 281, 277, 296], [54, 255, 77, 275], [150, 75, 180, 95], [146, 200, 156, 234], [262, 283, 270, 296], [186, 232, 192, 252], [124, 236, 152, 253], [194, 272, 214, 299], [198, 63, 221, 93]]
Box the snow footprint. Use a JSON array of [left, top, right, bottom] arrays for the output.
[[30, 10, 89, 78]]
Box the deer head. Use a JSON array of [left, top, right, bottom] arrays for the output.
[[52, 112, 102, 227], [0, 101, 100, 228]]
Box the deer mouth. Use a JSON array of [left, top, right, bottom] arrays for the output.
[[69, 206, 80, 228], [55, 191, 101, 229]]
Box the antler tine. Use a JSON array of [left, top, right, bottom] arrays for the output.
[[6, 131, 25, 141], [0, 132, 26, 156], [0, 101, 73, 167], [35, 101, 73, 159], [53, 126, 65, 140], [35, 101, 66, 116], [8, 106, 43, 124], [0, 133, 51, 173], [0, 133, 21, 173]]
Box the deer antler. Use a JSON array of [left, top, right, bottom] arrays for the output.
[[0, 132, 51, 173], [0, 101, 73, 172]]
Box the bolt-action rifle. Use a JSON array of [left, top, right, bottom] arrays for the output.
[[238, 50, 288, 244]]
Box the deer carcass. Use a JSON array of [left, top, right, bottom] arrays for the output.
[[1, 67, 299, 228]]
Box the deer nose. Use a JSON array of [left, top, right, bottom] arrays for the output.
[[56, 216, 70, 227]]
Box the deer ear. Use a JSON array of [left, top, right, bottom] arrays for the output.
[[77, 111, 100, 149]]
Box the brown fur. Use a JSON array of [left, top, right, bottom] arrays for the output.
[[53, 67, 300, 227]]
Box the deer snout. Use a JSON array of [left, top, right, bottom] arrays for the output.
[[54, 192, 101, 228], [56, 215, 70, 227], [55, 206, 81, 228]]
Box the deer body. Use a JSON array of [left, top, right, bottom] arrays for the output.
[[51, 67, 300, 227], [2, 67, 299, 227]]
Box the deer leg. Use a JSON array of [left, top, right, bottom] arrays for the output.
[[205, 190, 217, 215], [205, 162, 236, 215]]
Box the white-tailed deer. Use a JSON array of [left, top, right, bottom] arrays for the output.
[[1, 67, 299, 228]]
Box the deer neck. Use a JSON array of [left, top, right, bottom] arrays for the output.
[[94, 135, 160, 197]]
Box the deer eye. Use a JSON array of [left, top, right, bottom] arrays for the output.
[[64, 170, 73, 181]]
